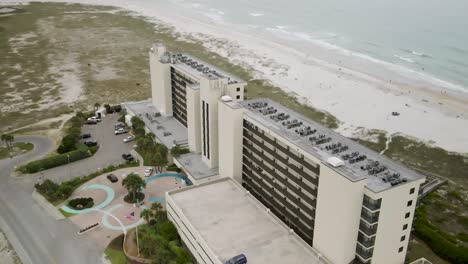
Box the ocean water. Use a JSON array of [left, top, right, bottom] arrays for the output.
[[168, 0, 468, 91]]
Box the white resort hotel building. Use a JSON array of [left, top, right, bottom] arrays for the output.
[[123, 44, 427, 264]]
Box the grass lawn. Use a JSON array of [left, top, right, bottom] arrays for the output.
[[58, 208, 75, 218], [105, 247, 127, 264], [105, 234, 127, 264], [0, 142, 34, 159]]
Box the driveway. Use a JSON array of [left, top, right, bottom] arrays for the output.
[[0, 136, 102, 264], [32, 113, 134, 183]]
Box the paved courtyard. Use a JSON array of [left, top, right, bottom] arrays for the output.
[[61, 167, 188, 247]]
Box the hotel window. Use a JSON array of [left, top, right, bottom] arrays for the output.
[[407, 200, 413, 207], [405, 212, 410, 219], [403, 224, 408, 230], [398, 247, 404, 253], [401, 236, 406, 241], [236, 87, 240, 92], [410, 188, 415, 194], [236, 95, 240, 99]]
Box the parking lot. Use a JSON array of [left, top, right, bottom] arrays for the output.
[[37, 113, 134, 183]]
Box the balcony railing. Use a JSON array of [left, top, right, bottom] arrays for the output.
[[359, 220, 378, 237], [356, 243, 373, 260], [360, 208, 380, 224], [362, 195, 381, 211], [357, 232, 376, 248]]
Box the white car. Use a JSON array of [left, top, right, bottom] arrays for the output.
[[123, 135, 135, 143], [114, 128, 128, 135], [88, 116, 101, 122], [144, 167, 154, 177]]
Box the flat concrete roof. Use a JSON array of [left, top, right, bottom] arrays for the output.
[[123, 100, 188, 148], [240, 99, 425, 193], [168, 178, 327, 264], [176, 152, 219, 180], [123, 100, 218, 181]]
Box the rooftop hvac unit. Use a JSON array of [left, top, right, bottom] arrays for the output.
[[327, 157, 345, 167], [221, 95, 233, 102]]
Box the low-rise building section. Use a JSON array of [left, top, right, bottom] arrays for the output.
[[166, 178, 328, 264]]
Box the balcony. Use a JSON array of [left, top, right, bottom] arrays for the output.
[[360, 207, 380, 224], [359, 220, 378, 237], [362, 195, 382, 211], [357, 232, 376, 248], [356, 243, 373, 261]]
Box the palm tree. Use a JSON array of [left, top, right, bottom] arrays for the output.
[[140, 209, 154, 224], [151, 202, 164, 221], [1, 134, 14, 150], [122, 173, 146, 202]]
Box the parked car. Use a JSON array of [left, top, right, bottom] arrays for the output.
[[144, 167, 154, 177], [79, 133, 91, 139], [84, 119, 97, 125], [225, 254, 247, 264], [107, 174, 118, 183], [123, 135, 135, 143], [122, 153, 134, 161], [114, 122, 125, 129], [114, 128, 128, 135], [84, 140, 98, 147], [88, 116, 101, 122]]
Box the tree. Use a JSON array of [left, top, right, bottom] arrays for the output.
[[140, 209, 154, 224], [122, 173, 146, 202], [93, 102, 101, 111], [1, 134, 14, 150], [151, 202, 164, 221]]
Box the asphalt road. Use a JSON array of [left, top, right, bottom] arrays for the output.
[[35, 113, 134, 183], [0, 137, 103, 264]]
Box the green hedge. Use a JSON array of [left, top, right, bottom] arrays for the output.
[[35, 161, 139, 203], [414, 206, 468, 263], [18, 149, 92, 173]]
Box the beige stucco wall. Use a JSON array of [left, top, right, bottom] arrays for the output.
[[369, 178, 425, 264], [199, 78, 227, 169], [186, 87, 201, 152], [218, 100, 244, 183], [149, 45, 172, 116], [313, 165, 366, 264]]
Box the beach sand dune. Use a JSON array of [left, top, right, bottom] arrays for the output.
[[6, 0, 468, 153]]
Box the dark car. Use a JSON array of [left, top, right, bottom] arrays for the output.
[[84, 140, 98, 147], [107, 174, 118, 183], [84, 120, 97, 125], [122, 153, 134, 161], [80, 133, 91, 139], [225, 254, 247, 264]]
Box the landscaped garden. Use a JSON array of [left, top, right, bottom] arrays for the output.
[[34, 162, 138, 205], [137, 203, 193, 264]]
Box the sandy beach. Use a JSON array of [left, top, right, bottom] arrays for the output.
[[3, 0, 468, 153]]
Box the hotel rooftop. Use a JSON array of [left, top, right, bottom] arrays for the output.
[[240, 98, 425, 193], [159, 51, 245, 83], [167, 178, 328, 264]]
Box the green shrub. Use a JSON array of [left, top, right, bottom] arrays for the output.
[[57, 114, 87, 153], [414, 206, 468, 263], [68, 197, 94, 209], [170, 146, 190, 157], [167, 163, 181, 172], [18, 149, 91, 173]]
